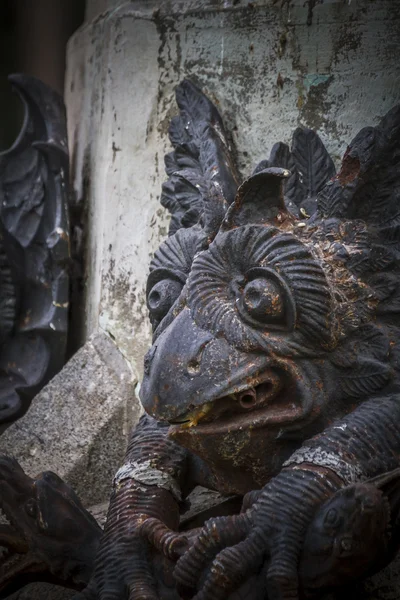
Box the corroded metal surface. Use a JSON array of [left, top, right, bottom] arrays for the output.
[[2, 458, 400, 599]]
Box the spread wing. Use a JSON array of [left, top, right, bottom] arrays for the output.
[[161, 80, 240, 238], [0, 74, 70, 427]]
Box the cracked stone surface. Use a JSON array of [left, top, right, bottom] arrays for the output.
[[1, 331, 141, 506]]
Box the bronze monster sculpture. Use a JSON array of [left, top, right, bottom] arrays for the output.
[[73, 81, 400, 599], [2, 80, 400, 599], [0, 75, 70, 429]]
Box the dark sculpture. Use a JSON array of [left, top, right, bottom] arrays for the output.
[[300, 468, 400, 593], [2, 80, 400, 599], [2, 458, 400, 600], [0, 74, 70, 428], [0, 456, 101, 597], [74, 81, 400, 599]]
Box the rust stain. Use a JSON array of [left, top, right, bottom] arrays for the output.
[[337, 151, 361, 186]]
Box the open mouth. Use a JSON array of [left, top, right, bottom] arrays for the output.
[[169, 368, 306, 434]]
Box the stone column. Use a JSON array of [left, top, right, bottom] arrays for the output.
[[66, 0, 400, 382]]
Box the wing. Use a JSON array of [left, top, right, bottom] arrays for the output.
[[0, 74, 70, 428], [161, 80, 240, 238]]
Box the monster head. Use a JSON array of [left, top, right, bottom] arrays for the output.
[[141, 81, 400, 494]]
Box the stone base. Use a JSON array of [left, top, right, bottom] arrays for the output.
[[1, 331, 141, 506]]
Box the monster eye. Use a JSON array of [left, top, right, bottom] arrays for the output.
[[242, 278, 284, 321], [147, 279, 183, 323], [324, 508, 340, 527], [238, 267, 296, 330]]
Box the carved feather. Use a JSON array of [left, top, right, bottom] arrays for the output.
[[331, 325, 390, 368], [255, 128, 335, 217], [291, 128, 336, 201], [161, 80, 239, 237], [317, 105, 400, 227], [339, 359, 392, 400]]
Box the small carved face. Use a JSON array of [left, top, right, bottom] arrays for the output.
[[299, 484, 390, 593]]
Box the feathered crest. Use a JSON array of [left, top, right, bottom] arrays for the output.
[[161, 80, 239, 238], [254, 127, 336, 217], [160, 79, 339, 242]]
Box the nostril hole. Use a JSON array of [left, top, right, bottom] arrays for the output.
[[239, 392, 257, 408]]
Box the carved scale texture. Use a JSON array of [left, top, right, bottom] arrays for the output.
[[0, 74, 70, 425], [1, 146, 45, 247], [0, 241, 16, 346]]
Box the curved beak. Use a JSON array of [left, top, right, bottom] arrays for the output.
[[140, 308, 282, 425]]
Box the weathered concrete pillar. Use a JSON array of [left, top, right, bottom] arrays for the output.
[[66, 0, 400, 381]]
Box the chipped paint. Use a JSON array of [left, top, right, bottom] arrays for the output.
[[114, 459, 182, 500]]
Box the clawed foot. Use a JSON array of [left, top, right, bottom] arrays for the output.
[[174, 468, 341, 600]]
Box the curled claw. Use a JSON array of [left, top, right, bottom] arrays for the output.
[[174, 469, 340, 600], [138, 517, 189, 560], [192, 532, 266, 600], [241, 490, 261, 512], [174, 512, 252, 590]]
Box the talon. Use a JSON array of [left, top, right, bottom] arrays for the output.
[[174, 513, 252, 589], [139, 517, 188, 560], [266, 557, 299, 600], [192, 535, 265, 600]]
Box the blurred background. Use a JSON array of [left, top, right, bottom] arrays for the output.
[[0, 0, 84, 150]]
